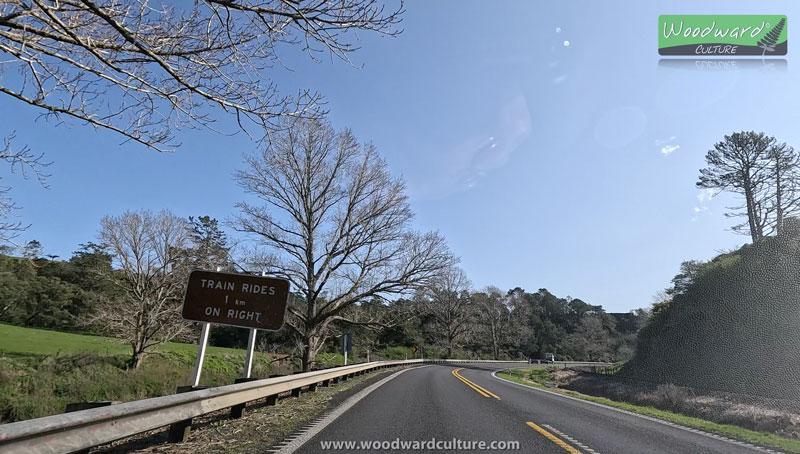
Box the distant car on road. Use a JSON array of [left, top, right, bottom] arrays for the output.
[[544, 353, 555, 363]]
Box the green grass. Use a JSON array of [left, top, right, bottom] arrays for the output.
[[0, 324, 282, 423], [497, 368, 800, 454], [0, 323, 250, 357]]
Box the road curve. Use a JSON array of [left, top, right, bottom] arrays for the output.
[[287, 364, 777, 454]]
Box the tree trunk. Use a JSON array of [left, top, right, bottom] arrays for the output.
[[490, 322, 499, 360], [302, 333, 321, 371], [447, 334, 453, 358], [744, 181, 762, 243], [129, 350, 143, 369]]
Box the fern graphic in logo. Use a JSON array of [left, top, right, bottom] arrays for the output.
[[659, 15, 787, 56], [758, 17, 786, 55]]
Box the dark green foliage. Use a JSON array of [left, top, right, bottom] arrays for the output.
[[666, 260, 705, 297], [0, 242, 126, 332], [185, 216, 233, 272], [623, 228, 800, 399], [0, 255, 96, 331], [500, 288, 634, 362], [612, 310, 649, 335]]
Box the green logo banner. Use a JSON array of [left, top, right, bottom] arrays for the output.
[[659, 15, 787, 56]]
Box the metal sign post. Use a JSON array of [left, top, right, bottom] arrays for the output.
[[191, 322, 210, 387], [243, 328, 257, 378], [241, 271, 269, 378], [342, 333, 352, 366]]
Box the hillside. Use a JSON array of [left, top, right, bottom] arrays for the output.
[[621, 227, 800, 400]]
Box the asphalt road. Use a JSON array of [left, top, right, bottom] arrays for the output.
[[291, 364, 775, 454]]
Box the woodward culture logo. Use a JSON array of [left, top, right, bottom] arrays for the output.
[[659, 15, 787, 56]]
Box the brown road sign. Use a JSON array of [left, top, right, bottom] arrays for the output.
[[182, 270, 290, 330]]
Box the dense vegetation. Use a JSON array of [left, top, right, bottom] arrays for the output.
[[622, 220, 800, 400], [0, 244, 119, 332], [0, 243, 642, 365], [619, 131, 800, 400]]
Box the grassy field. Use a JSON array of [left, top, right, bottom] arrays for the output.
[[497, 368, 800, 454], [0, 324, 287, 423], [0, 323, 250, 357], [0, 324, 406, 423]]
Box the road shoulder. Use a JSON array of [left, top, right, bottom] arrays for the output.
[[492, 369, 799, 454]]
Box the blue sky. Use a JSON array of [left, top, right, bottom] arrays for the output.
[[2, 1, 798, 313]]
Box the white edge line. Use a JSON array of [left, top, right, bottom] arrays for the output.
[[273, 366, 427, 454], [490, 370, 780, 454], [542, 423, 602, 454]]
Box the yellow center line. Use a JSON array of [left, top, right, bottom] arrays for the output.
[[451, 368, 501, 400], [526, 422, 582, 454], [451, 369, 490, 397], [454, 369, 502, 400]]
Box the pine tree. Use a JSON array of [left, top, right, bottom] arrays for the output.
[[697, 131, 774, 242], [186, 216, 231, 271]]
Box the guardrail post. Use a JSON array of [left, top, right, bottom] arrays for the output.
[[230, 377, 259, 419], [168, 386, 206, 443], [168, 418, 192, 443], [309, 383, 318, 392], [266, 394, 278, 406], [321, 379, 331, 387], [291, 388, 302, 398]]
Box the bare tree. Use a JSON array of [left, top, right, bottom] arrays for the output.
[[94, 209, 190, 368], [425, 266, 471, 358], [233, 117, 454, 370], [0, 0, 403, 152], [473, 286, 510, 360], [0, 132, 50, 244], [0, 1, 401, 243]]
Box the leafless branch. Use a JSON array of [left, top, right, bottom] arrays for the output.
[[89, 209, 191, 368], [0, 0, 403, 152], [232, 116, 454, 369], [0, 132, 51, 242]]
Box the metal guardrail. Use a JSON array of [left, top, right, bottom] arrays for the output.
[[0, 359, 535, 454], [0, 360, 412, 454], [0, 358, 599, 454]]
